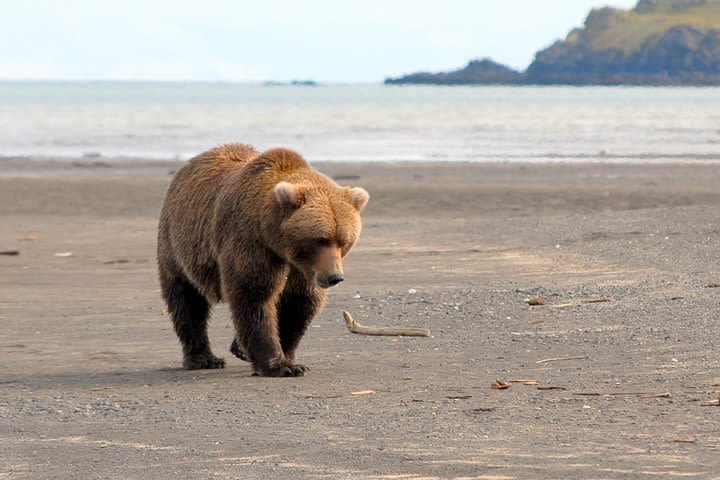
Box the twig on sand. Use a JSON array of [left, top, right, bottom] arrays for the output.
[[342, 311, 431, 337], [574, 391, 671, 398], [490, 380, 511, 390], [535, 355, 589, 364], [584, 296, 611, 304]]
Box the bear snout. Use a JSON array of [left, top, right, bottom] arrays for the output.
[[312, 245, 345, 288], [315, 272, 344, 289]]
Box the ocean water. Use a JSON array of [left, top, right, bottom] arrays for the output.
[[0, 82, 718, 163]]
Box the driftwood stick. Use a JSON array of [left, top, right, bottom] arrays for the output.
[[535, 355, 589, 364], [573, 391, 672, 398], [342, 311, 431, 337]]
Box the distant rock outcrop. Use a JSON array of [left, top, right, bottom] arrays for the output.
[[263, 80, 318, 86], [384, 58, 523, 85], [385, 0, 720, 86]]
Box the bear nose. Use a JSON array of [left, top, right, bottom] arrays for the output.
[[327, 273, 344, 286]]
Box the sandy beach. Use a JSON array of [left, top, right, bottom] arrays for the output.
[[1, 157, 719, 479]]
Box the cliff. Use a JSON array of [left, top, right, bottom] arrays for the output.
[[526, 0, 720, 85], [385, 0, 720, 86]]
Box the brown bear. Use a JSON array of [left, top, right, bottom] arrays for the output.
[[157, 143, 368, 377]]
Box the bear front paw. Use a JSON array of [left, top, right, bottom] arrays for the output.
[[183, 353, 226, 370]]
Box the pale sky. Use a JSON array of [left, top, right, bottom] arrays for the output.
[[1, 0, 638, 82]]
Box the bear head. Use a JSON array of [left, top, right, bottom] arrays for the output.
[[274, 179, 368, 288]]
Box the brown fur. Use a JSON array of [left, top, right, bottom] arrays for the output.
[[157, 143, 368, 376]]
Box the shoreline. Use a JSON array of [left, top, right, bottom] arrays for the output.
[[2, 154, 720, 178], [3, 159, 720, 220]]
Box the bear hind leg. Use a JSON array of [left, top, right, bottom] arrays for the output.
[[161, 266, 225, 370]]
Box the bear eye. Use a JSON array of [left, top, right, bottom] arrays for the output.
[[316, 237, 332, 246]]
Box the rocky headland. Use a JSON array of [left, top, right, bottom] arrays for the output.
[[385, 0, 720, 85]]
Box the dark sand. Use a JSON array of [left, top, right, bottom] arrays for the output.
[[1, 158, 719, 479]]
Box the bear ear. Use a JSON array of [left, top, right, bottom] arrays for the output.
[[274, 182, 305, 208], [349, 187, 369, 212]]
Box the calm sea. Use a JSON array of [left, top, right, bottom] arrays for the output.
[[0, 82, 718, 163]]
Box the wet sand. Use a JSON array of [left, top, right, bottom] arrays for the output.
[[1, 158, 719, 479]]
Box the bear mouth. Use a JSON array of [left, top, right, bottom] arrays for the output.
[[315, 277, 332, 289]]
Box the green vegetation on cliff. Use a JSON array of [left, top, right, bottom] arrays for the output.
[[582, 1, 720, 54]]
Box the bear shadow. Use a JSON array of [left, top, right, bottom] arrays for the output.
[[1, 364, 257, 392]]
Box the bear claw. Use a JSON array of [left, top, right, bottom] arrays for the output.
[[254, 363, 307, 377], [292, 364, 309, 374]]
